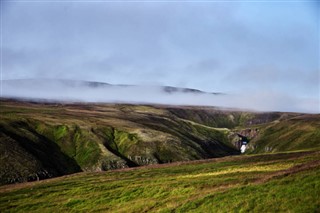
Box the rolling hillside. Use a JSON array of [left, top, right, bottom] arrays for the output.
[[1, 150, 319, 212], [247, 115, 320, 153], [0, 99, 319, 185]]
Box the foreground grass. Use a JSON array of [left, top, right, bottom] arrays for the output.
[[1, 151, 319, 212]]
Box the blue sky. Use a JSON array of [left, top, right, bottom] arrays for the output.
[[1, 1, 319, 112]]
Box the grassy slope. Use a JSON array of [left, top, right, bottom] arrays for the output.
[[247, 114, 320, 153], [0, 150, 319, 212]]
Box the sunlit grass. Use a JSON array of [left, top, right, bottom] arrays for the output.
[[180, 162, 294, 179], [1, 151, 319, 212]]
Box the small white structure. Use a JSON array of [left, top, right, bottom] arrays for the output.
[[240, 145, 247, 153]]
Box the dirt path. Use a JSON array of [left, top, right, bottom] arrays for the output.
[[254, 159, 320, 184]]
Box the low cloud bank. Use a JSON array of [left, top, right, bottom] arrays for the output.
[[1, 79, 318, 113]]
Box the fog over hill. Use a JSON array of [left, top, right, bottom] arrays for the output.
[[1, 79, 318, 113], [2, 2, 318, 114]]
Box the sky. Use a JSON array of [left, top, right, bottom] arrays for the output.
[[1, 1, 319, 113]]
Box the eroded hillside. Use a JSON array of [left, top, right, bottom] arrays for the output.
[[0, 99, 319, 185]]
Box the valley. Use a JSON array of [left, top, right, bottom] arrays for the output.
[[1, 99, 319, 185], [3, 1, 318, 211], [0, 99, 319, 212]]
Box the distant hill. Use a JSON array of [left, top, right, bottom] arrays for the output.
[[1, 99, 319, 185], [1, 79, 222, 104]]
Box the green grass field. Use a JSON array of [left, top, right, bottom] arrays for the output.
[[1, 150, 319, 212]]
